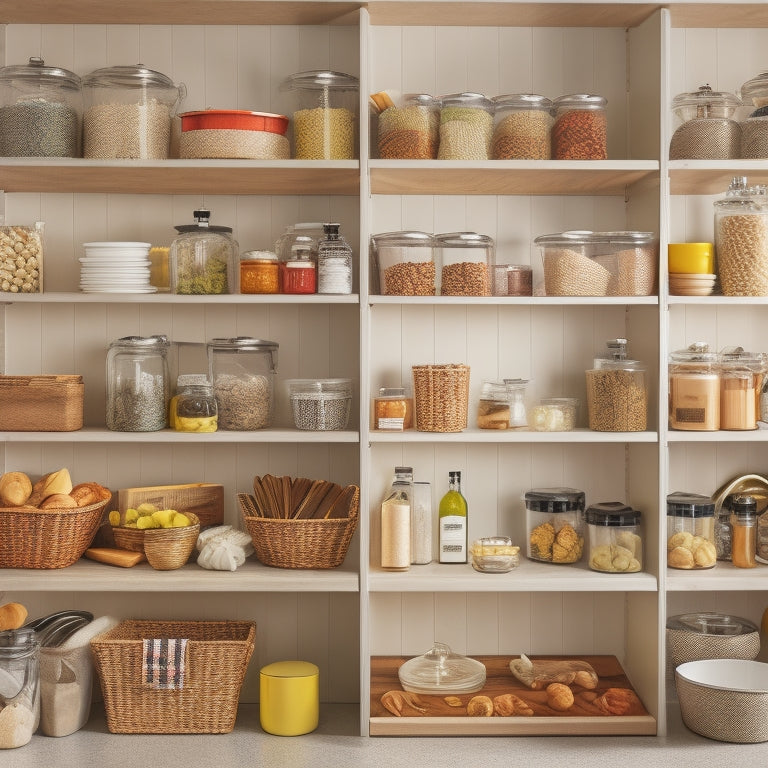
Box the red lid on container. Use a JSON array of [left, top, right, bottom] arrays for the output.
[[180, 110, 289, 135]]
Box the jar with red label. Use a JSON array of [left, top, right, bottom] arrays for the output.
[[280, 237, 317, 294]]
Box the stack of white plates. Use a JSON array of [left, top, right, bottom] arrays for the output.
[[80, 242, 156, 293], [668, 272, 717, 297]]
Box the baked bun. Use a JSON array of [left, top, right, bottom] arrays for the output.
[[39, 492, 79, 510], [70, 482, 103, 507]]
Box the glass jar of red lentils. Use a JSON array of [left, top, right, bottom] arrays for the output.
[[280, 238, 317, 294], [240, 250, 279, 294], [552, 94, 607, 160]]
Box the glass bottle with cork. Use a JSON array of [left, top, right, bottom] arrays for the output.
[[317, 223, 353, 295], [381, 466, 412, 571], [439, 471, 468, 563]]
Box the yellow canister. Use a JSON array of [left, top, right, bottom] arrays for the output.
[[668, 242, 715, 274], [259, 660, 319, 736]]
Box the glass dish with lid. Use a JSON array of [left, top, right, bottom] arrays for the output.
[[398, 642, 486, 694], [470, 537, 520, 573]]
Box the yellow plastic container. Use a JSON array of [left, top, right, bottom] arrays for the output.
[[668, 242, 715, 274], [259, 660, 319, 736]]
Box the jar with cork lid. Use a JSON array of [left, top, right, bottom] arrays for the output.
[[669, 342, 720, 431]]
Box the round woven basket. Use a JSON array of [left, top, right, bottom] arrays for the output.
[[411, 364, 470, 432], [113, 512, 200, 570]]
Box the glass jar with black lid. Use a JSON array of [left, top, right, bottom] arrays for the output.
[[586, 502, 642, 573], [525, 487, 585, 564], [666, 492, 716, 569]]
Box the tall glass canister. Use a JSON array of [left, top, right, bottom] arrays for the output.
[[0, 628, 40, 749]]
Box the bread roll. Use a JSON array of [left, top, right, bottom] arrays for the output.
[[0, 471, 32, 506], [39, 492, 79, 510], [0, 602, 28, 632], [70, 482, 101, 507], [27, 468, 73, 507]]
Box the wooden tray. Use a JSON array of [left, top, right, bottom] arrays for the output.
[[118, 483, 224, 527], [370, 655, 656, 736]]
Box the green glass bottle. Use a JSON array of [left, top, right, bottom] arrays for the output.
[[439, 470, 467, 563]]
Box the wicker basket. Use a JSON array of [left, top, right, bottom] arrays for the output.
[[239, 490, 359, 569], [0, 494, 111, 569], [91, 619, 256, 734], [0, 375, 84, 431], [411, 364, 470, 432], [112, 513, 200, 570]]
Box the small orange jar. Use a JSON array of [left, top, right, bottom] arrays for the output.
[[240, 250, 279, 294]]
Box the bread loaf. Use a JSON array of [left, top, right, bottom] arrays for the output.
[[0, 471, 32, 506], [39, 492, 78, 510], [27, 468, 73, 507], [70, 482, 109, 507]]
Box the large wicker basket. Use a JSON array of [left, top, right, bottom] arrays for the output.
[[239, 489, 359, 569], [412, 363, 470, 432], [0, 495, 111, 569], [91, 619, 256, 734]]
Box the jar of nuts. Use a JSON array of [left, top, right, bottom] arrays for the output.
[[371, 231, 436, 296], [435, 232, 494, 296], [0, 222, 43, 293]]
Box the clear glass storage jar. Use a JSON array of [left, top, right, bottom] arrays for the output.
[[81, 64, 185, 159], [0, 57, 81, 157], [371, 231, 436, 296], [169, 373, 218, 433], [286, 378, 352, 431], [435, 232, 494, 296], [0, 221, 43, 294], [281, 70, 358, 159], [0, 628, 40, 749], [669, 342, 720, 431], [586, 338, 647, 432], [240, 250, 279, 294], [170, 208, 238, 295], [470, 536, 520, 573], [207, 337, 278, 430], [106, 334, 170, 432], [372, 387, 413, 431], [552, 94, 607, 159], [739, 72, 768, 158], [476, 381, 510, 430], [669, 84, 741, 160], [720, 346, 760, 431], [504, 378, 529, 429], [317, 223, 353, 295], [731, 494, 758, 568], [525, 487, 586, 564], [528, 397, 578, 432], [586, 502, 642, 573], [376, 92, 440, 159], [437, 92, 494, 160], [666, 492, 716, 570], [274, 223, 324, 263], [714, 176, 768, 296], [280, 236, 317, 294], [491, 93, 552, 159]]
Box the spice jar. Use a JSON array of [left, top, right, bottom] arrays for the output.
[[371, 231, 436, 296], [552, 94, 607, 160], [435, 232, 494, 296], [669, 342, 720, 431], [586, 338, 647, 432], [281, 70, 358, 159], [525, 487, 585, 564], [376, 92, 440, 159], [437, 92, 494, 160], [170, 208, 238, 295], [476, 381, 510, 430], [207, 337, 278, 430], [740, 72, 768, 158], [720, 346, 759, 430], [669, 84, 741, 160], [240, 250, 279, 294], [0, 628, 40, 749], [82, 64, 185, 159], [372, 387, 413, 431], [280, 237, 317, 294], [491, 94, 552, 159], [169, 374, 218, 433], [0, 57, 81, 157], [586, 502, 642, 573], [714, 176, 768, 296], [106, 335, 170, 432], [715, 499, 733, 561], [731, 495, 758, 569], [317, 223, 353, 295], [666, 492, 716, 570], [506, 265, 533, 297]]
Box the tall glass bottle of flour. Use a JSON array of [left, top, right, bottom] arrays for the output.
[[439, 471, 468, 563], [381, 466, 412, 571]]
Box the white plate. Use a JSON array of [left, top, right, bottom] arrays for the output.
[[80, 258, 151, 265], [83, 242, 152, 248], [80, 287, 158, 294]]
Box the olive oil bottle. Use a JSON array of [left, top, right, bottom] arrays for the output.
[[439, 471, 467, 563]]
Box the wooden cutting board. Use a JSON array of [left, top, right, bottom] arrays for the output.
[[370, 655, 655, 736]]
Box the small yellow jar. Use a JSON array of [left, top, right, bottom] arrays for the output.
[[259, 660, 319, 736], [668, 242, 714, 274]]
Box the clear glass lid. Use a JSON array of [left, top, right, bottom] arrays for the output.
[[397, 642, 486, 694], [666, 612, 758, 636]]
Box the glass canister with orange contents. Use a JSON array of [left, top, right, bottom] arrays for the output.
[[372, 387, 413, 431], [240, 250, 279, 294]]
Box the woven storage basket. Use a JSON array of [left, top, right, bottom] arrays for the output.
[[91, 619, 256, 734], [0, 375, 84, 431], [238, 490, 358, 569], [412, 364, 470, 432], [112, 513, 200, 570], [0, 494, 111, 569]]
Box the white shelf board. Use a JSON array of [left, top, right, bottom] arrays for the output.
[[666, 564, 768, 592], [370, 296, 658, 307], [1, 293, 359, 305], [0, 427, 360, 443], [669, 159, 768, 195], [370, 428, 658, 443], [1, 558, 360, 592], [666, 429, 768, 443], [666, 295, 768, 306], [369, 560, 657, 592]]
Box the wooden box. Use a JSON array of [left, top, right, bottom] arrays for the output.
[[118, 483, 224, 528]]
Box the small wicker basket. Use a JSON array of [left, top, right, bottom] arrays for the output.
[[0, 375, 84, 431], [0, 495, 111, 569], [239, 490, 358, 569], [412, 363, 470, 432], [112, 512, 200, 570], [91, 619, 256, 734]]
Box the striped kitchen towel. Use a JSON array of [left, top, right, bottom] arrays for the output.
[[142, 637, 188, 690]]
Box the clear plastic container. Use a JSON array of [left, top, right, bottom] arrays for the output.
[[281, 70, 359, 159], [376, 93, 440, 159], [106, 335, 170, 432], [397, 642, 486, 694], [476, 381, 510, 430], [552, 94, 607, 159], [169, 374, 218, 433], [372, 387, 413, 431], [81, 64, 185, 159], [286, 378, 352, 431], [666, 492, 716, 570], [525, 487, 586, 564], [470, 536, 520, 573], [0, 628, 40, 749], [669, 84, 741, 160], [435, 232, 494, 296], [504, 378, 529, 429], [0, 57, 81, 157], [240, 250, 279, 294], [586, 502, 643, 573], [170, 208, 238, 295], [207, 337, 278, 430], [437, 92, 494, 160], [371, 231, 436, 296], [586, 339, 647, 432], [0, 221, 43, 294], [669, 342, 720, 431], [528, 397, 578, 432], [491, 93, 552, 159]]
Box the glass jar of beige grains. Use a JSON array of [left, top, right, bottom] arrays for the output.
[[437, 92, 494, 160], [435, 232, 494, 296], [377, 93, 440, 159], [491, 94, 552, 159], [281, 70, 358, 159], [371, 231, 436, 295]]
